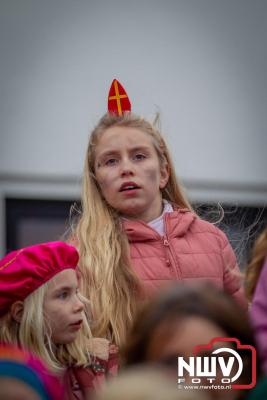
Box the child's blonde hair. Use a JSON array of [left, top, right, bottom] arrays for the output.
[[245, 227, 267, 301], [0, 280, 92, 372], [73, 112, 193, 346]]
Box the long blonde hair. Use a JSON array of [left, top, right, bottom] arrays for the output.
[[74, 112, 193, 346], [245, 227, 267, 301], [0, 280, 92, 372]]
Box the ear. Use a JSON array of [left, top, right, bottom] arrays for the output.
[[10, 301, 24, 323], [159, 162, 170, 189]]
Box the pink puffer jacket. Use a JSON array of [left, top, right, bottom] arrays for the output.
[[123, 208, 246, 307]]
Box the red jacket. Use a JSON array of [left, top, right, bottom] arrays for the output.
[[123, 208, 245, 306], [64, 353, 118, 400]]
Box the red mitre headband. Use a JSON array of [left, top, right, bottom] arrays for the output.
[[108, 79, 131, 115], [0, 241, 79, 316]]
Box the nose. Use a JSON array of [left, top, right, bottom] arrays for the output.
[[73, 294, 84, 313], [120, 157, 135, 177]]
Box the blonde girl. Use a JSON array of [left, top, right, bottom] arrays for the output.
[[0, 241, 117, 400], [73, 103, 246, 349]]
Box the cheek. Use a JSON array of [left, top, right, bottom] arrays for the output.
[[96, 170, 117, 192], [44, 304, 64, 327], [45, 309, 56, 328], [97, 177, 108, 189], [143, 166, 161, 186]]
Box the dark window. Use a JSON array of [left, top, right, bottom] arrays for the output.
[[5, 198, 80, 252], [5, 198, 267, 270]]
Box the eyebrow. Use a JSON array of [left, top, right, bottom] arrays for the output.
[[98, 146, 152, 159], [130, 146, 151, 153], [98, 150, 120, 159], [51, 285, 76, 294]]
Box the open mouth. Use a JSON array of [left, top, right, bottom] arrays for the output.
[[119, 182, 140, 192], [70, 319, 83, 327]]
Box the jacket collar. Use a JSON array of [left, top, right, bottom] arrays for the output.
[[123, 208, 196, 242]]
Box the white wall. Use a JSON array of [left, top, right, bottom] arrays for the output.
[[0, 0, 266, 252]]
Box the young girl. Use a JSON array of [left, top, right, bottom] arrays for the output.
[[73, 79, 246, 347], [0, 241, 117, 400]]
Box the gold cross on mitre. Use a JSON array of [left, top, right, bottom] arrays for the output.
[[108, 79, 131, 115]]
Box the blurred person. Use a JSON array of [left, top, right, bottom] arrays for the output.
[[245, 227, 267, 302], [245, 228, 267, 373], [93, 365, 210, 400], [123, 284, 260, 400], [0, 343, 63, 400]]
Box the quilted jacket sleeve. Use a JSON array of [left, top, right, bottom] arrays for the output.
[[250, 258, 267, 373], [220, 230, 247, 308]]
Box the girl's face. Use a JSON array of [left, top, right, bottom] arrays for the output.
[[43, 269, 84, 344], [94, 126, 169, 222]]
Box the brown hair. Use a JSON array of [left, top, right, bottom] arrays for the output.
[[123, 284, 255, 367]]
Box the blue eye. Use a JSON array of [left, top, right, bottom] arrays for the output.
[[105, 158, 118, 166], [133, 153, 146, 161], [58, 291, 68, 299]]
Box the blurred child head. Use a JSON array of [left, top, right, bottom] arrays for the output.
[[0, 343, 64, 400], [0, 242, 92, 371], [123, 284, 258, 399]]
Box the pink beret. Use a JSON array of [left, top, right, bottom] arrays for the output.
[[0, 241, 79, 316]]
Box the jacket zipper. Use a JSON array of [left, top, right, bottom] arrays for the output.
[[162, 235, 181, 280]]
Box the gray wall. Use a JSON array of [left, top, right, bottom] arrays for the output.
[[0, 0, 266, 252]]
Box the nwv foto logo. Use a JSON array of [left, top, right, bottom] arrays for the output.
[[177, 337, 256, 390]]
